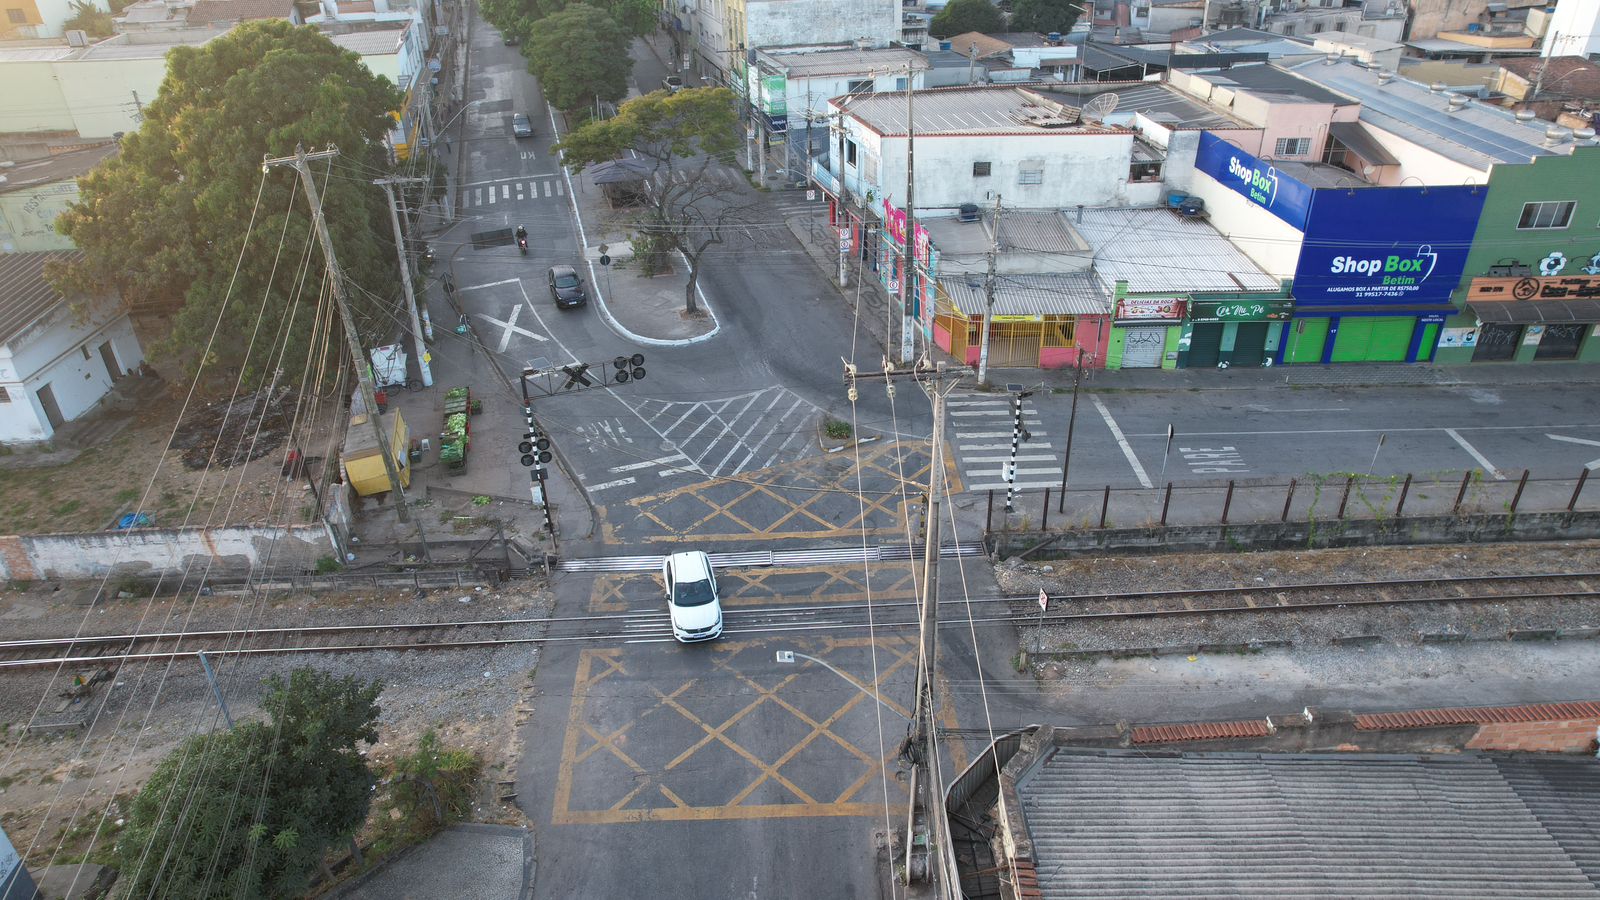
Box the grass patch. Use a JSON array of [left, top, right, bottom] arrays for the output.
[[823, 417, 852, 441]]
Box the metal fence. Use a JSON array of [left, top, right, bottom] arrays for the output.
[[983, 468, 1595, 533]]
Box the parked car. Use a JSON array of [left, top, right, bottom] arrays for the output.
[[512, 113, 534, 138], [547, 265, 586, 309], [662, 551, 722, 643], [664, 75, 684, 93]]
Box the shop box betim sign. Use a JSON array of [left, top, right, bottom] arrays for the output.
[[1291, 186, 1486, 306], [1195, 132, 1313, 230]]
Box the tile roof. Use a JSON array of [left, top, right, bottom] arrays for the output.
[[939, 273, 1110, 316], [325, 26, 407, 55], [1498, 56, 1600, 101], [1018, 749, 1600, 898], [0, 251, 78, 348], [186, 0, 293, 25], [1356, 701, 1600, 730], [1073, 207, 1280, 294]]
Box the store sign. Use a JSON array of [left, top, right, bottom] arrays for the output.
[[1115, 298, 1184, 320], [1191, 300, 1293, 322], [882, 198, 931, 265], [1467, 275, 1600, 302], [1292, 186, 1486, 306], [993, 314, 1044, 322], [1195, 132, 1312, 230], [1438, 326, 1478, 347]]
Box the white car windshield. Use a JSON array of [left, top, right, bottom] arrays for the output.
[[673, 579, 716, 606]]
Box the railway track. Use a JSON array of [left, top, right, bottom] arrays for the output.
[[3, 571, 1596, 669]]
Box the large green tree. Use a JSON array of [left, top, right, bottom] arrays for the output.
[[54, 20, 402, 383], [929, 0, 1003, 38], [556, 88, 751, 314], [114, 669, 383, 899], [486, 0, 654, 40], [1009, 0, 1083, 34], [523, 3, 633, 113]]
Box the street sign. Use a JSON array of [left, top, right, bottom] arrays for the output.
[[1038, 589, 1048, 613], [599, 254, 611, 266], [806, 189, 816, 201]]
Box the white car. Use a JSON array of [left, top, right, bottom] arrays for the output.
[[662, 551, 723, 642]]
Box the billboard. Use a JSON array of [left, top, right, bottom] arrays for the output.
[[1292, 186, 1487, 306], [1194, 132, 1313, 230]]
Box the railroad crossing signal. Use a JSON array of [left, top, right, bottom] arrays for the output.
[[520, 352, 647, 399], [519, 404, 552, 482]]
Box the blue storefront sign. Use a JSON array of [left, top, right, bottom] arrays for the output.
[[1292, 186, 1486, 306], [1195, 132, 1313, 230]]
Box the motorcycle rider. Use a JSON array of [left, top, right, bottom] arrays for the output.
[[515, 224, 528, 254]]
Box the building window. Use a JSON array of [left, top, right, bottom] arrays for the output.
[[1333, 19, 1344, 30], [6, 8, 27, 22], [1282, 23, 1295, 34], [847, 79, 871, 95], [895, 77, 907, 91], [80, 346, 91, 360], [1019, 168, 1044, 185], [1312, 21, 1324, 32], [1274, 137, 1311, 157], [0, 387, 10, 404], [1517, 200, 1574, 229], [973, 161, 992, 177], [846, 139, 857, 167], [1129, 160, 1162, 183]]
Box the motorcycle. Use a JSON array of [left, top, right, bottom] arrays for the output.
[[518, 236, 528, 255]]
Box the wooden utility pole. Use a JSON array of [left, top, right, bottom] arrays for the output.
[[976, 194, 1003, 386], [263, 146, 422, 548], [375, 177, 432, 388]]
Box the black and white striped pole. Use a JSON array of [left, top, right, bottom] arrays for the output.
[[1004, 384, 1033, 513]]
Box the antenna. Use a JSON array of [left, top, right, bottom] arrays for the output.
[[1083, 92, 1120, 122]]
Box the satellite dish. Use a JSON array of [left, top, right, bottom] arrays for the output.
[[1083, 92, 1120, 122], [1362, 164, 1376, 176]]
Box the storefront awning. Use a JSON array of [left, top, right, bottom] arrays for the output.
[[1469, 299, 1600, 324], [939, 274, 1110, 318]]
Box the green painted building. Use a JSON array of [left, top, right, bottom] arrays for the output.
[[1437, 148, 1600, 365]]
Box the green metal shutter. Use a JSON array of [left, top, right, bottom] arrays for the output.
[[1186, 324, 1223, 367], [1283, 319, 1329, 364], [1227, 322, 1269, 367], [1366, 317, 1415, 362], [1330, 318, 1374, 362]]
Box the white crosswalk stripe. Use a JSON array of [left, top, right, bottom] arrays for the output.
[[625, 386, 824, 481], [462, 179, 565, 208], [946, 393, 1061, 494]]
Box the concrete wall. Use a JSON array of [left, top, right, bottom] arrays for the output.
[[1185, 167, 1306, 277], [782, 68, 925, 129], [0, 524, 330, 579], [0, 300, 143, 442], [1544, 0, 1600, 58], [1361, 117, 1489, 185], [56, 55, 177, 137], [864, 131, 1139, 215], [0, 58, 77, 132], [0, 178, 80, 253], [747, 0, 900, 49]]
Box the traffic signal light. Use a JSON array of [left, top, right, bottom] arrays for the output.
[[519, 405, 552, 481], [612, 352, 646, 383]]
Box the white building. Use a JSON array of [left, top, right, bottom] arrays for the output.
[[0, 143, 117, 253], [683, 0, 901, 86], [0, 0, 111, 39], [0, 251, 144, 443], [1543, 0, 1600, 59], [752, 45, 928, 172]]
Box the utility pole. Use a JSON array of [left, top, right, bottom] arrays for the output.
[[976, 194, 1003, 386], [263, 146, 422, 548], [1056, 353, 1084, 513], [834, 104, 851, 288], [843, 356, 961, 892], [899, 64, 917, 365], [375, 177, 433, 388], [1005, 386, 1032, 513]]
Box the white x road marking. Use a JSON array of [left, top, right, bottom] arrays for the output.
[[479, 303, 547, 352], [1548, 434, 1600, 470]]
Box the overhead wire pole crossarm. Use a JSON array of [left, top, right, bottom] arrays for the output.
[[374, 175, 433, 388], [263, 146, 423, 551]]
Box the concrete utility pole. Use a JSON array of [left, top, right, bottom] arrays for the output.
[[263, 146, 417, 538], [844, 357, 961, 893], [374, 177, 433, 388], [976, 194, 1003, 386], [899, 64, 918, 365]]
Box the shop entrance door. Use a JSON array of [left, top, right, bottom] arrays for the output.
[[1534, 324, 1585, 360], [1228, 322, 1269, 367], [1121, 326, 1165, 368], [1186, 324, 1223, 367], [1473, 323, 1521, 361]]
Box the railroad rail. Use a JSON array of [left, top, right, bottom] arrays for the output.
[[3, 571, 1596, 669]]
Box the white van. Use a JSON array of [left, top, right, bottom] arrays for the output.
[[662, 551, 723, 642]]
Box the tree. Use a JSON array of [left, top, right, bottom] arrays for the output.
[[929, 0, 1003, 38], [62, 0, 114, 37], [1009, 0, 1083, 34], [485, 0, 654, 39], [523, 3, 633, 113], [114, 669, 382, 900], [556, 88, 755, 314], [53, 20, 402, 384]]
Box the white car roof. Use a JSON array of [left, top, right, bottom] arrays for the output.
[[665, 550, 712, 581]]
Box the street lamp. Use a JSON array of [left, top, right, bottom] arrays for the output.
[[435, 97, 484, 144]]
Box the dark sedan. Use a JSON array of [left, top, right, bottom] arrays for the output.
[[547, 265, 586, 309]]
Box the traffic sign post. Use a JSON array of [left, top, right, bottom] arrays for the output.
[[1038, 589, 1048, 629]]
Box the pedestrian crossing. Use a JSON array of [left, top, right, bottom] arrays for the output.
[[946, 393, 1061, 493], [770, 193, 823, 218], [464, 178, 566, 208], [626, 386, 822, 480]]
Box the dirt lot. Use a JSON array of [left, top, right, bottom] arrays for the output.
[[0, 578, 550, 876], [0, 389, 344, 535]]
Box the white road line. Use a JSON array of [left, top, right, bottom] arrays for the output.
[[658, 467, 695, 477], [964, 454, 1058, 463], [479, 305, 548, 349], [960, 443, 1054, 451], [1446, 428, 1505, 480], [967, 482, 1060, 491], [460, 278, 522, 291], [664, 404, 697, 433], [1093, 396, 1153, 489], [472, 187, 483, 206], [609, 453, 689, 473], [956, 431, 1034, 439], [979, 466, 1062, 476], [950, 409, 1022, 416], [502, 184, 510, 199], [544, 181, 553, 197], [764, 427, 806, 469], [730, 390, 795, 472], [556, 181, 565, 196], [1547, 434, 1600, 470], [709, 393, 765, 475], [948, 399, 1014, 406], [1122, 424, 1600, 437], [586, 477, 637, 492], [461, 173, 558, 187], [487, 188, 496, 205]]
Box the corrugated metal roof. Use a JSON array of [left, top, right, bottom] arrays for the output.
[[326, 26, 407, 55], [0, 143, 118, 197], [1018, 749, 1600, 898], [759, 46, 929, 77], [939, 273, 1109, 316], [1073, 207, 1280, 294], [841, 86, 1115, 136], [0, 251, 77, 348], [1289, 59, 1570, 167], [1327, 120, 1400, 166]]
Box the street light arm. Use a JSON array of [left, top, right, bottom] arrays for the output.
[[437, 98, 485, 135]]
